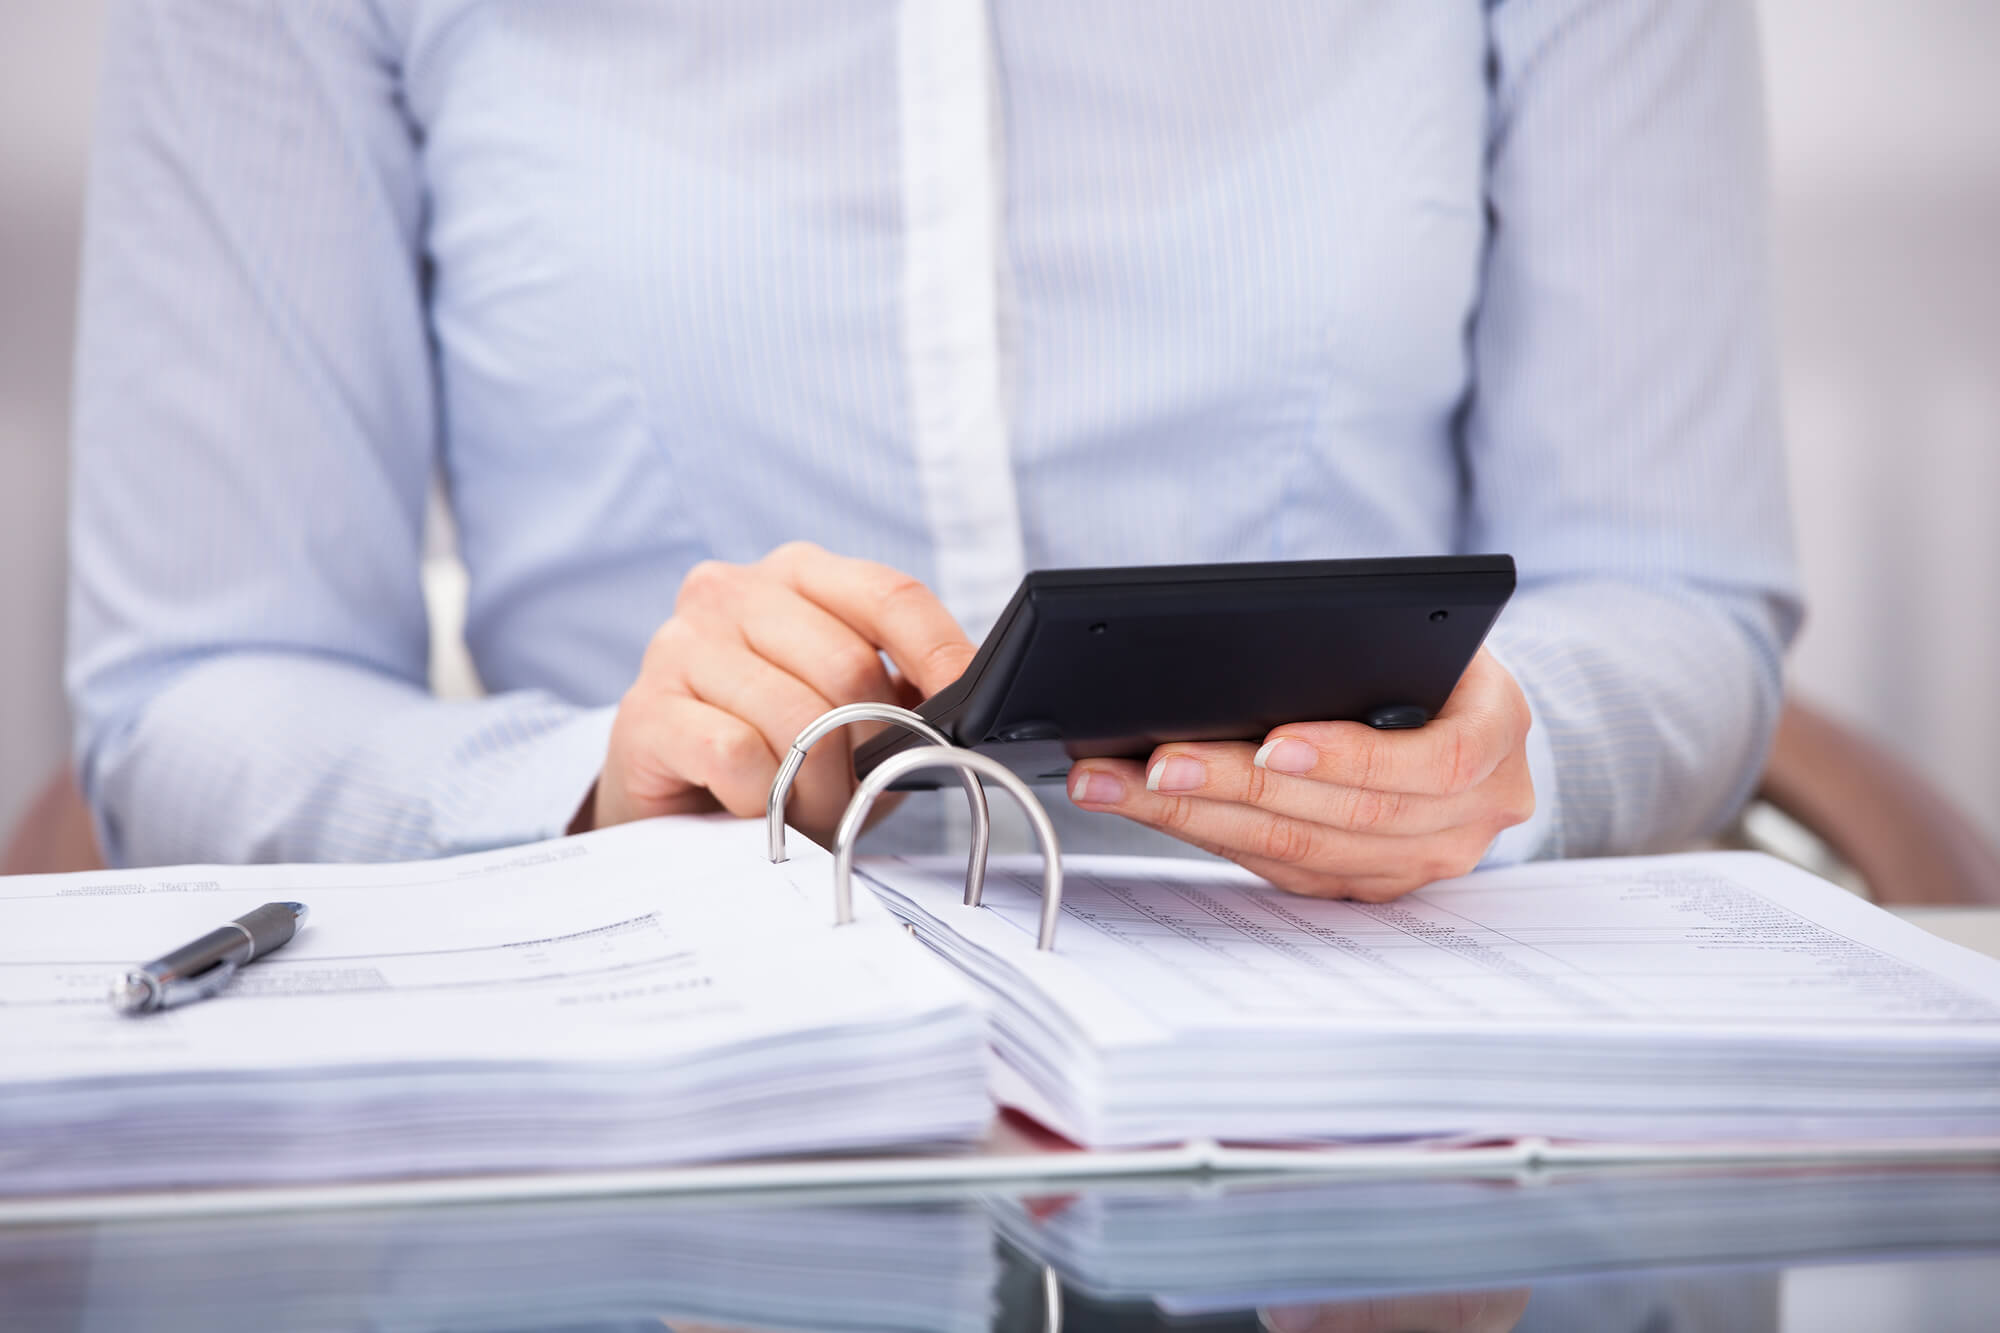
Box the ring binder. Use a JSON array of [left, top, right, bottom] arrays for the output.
[[767, 703, 992, 906], [833, 745, 1065, 951]]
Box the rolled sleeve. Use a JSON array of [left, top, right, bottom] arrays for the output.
[[1478, 644, 1560, 867], [1460, 0, 1804, 857]]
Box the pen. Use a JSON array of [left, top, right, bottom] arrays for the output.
[[109, 902, 309, 1015]]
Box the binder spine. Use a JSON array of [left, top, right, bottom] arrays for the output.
[[766, 702, 991, 906], [833, 745, 1066, 951]]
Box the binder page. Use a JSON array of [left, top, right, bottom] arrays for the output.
[[0, 817, 953, 1082], [863, 851, 2000, 1043]]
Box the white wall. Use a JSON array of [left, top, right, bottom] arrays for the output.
[[0, 0, 104, 845], [1762, 0, 2000, 841], [1, 2, 1996, 849]]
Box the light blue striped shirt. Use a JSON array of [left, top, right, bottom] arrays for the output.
[[69, 0, 1801, 869]]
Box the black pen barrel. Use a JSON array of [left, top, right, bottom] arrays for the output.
[[153, 926, 254, 980], [232, 902, 306, 961]]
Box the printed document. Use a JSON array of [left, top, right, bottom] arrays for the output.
[[862, 851, 2000, 1146], [0, 817, 989, 1194]]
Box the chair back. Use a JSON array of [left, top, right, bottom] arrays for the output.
[[1, 767, 105, 876], [1757, 700, 2000, 906]]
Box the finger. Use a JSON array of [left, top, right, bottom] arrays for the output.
[[1257, 651, 1528, 796], [1211, 851, 1448, 903], [1156, 828, 1432, 904], [1067, 760, 1450, 882], [1203, 743, 1531, 893], [679, 641, 854, 832], [684, 571, 901, 713], [1138, 741, 1480, 836], [590, 742, 719, 831], [761, 541, 976, 695], [632, 694, 783, 818]]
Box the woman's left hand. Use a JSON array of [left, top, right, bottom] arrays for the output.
[[1066, 648, 1536, 901]]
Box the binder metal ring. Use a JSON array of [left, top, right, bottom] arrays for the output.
[[766, 702, 991, 906], [833, 745, 1064, 951]]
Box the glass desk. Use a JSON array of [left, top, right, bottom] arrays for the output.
[[4, 1159, 1997, 1333], [7, 910, 1994, 1331]]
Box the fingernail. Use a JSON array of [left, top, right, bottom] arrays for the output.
[[1070, 770, 1125, 805], [1254, 737, 1317, 775], [1147, 756, 1205, 792]]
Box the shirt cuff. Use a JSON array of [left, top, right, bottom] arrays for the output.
[[1478, 648, 1559, 867], [434, 703, 618, 853]]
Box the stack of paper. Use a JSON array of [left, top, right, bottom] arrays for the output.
[[860, 851, 2000, 1147], [0, 817, 990, 1195], [994, 1164, 2000, 1311], [0, 1195, 998, 1333]]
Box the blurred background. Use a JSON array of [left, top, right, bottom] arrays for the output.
[[2, 1, 1996, 854]]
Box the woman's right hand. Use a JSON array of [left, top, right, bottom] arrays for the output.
[[578, 541, 977, 844]]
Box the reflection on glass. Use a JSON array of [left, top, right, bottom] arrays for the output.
[[1257, 1274, 1785, 1333], [6, 1164, 2000, 1332], [1259, 1289, 1531, 1333], [1006, 1256, 1786, 1333], [992, 1163, 2000, 1310], [0, 1197, 997, 1333]]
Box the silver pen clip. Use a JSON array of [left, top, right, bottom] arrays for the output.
[[158, 955, 243, 1007], [111, 905, 304, 1015]]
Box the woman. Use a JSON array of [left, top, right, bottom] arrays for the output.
[[68, 0, 1799, 896]]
